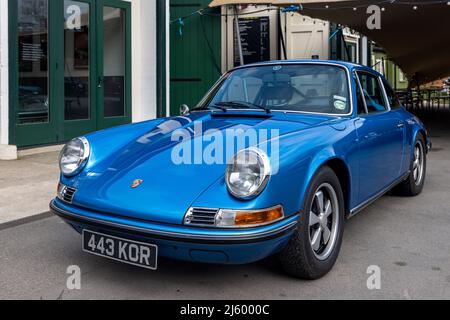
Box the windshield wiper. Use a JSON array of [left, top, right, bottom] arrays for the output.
[[208, 105, 229, 112], [214, 101, 271, 114]]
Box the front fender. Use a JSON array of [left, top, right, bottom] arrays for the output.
[[192, 121, 358, 218]]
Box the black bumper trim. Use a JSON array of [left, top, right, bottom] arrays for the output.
[[50, 201, 298, 245]]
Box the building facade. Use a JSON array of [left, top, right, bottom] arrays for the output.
[[0, 0, 409, 159], [0, 0, 168, 159]]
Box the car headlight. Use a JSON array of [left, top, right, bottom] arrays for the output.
[[226, 148, 271, 199], [59, 137, 90, 176]]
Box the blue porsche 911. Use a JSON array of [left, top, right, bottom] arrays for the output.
[[51, 61, 430, 279]]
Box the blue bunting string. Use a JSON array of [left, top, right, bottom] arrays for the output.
[[170, 0, 450, 34], [329, 26, 343, 40], [281, 5, 302, 13], [178, 17, 185, 36]]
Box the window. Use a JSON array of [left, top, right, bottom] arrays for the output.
[[382, 79, 402, 109], [357, 72, 388, 113], [346, 42, 358, 64], [399, 70, 407, 83], [373, 59, 385, 76], [17, 0, 49, 125], [64, 0, 91, 121], [103, 6, 126, 118]]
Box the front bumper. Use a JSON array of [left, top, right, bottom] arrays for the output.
[[50, 199, 299, 265]]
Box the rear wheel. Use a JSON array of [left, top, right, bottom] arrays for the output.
[[393, 135, 427, 197], [279, 167, 345, 280]]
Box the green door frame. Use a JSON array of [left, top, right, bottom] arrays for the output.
[[8, 0, 132, 148]]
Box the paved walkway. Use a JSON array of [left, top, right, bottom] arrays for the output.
[[0, 151, 60, 224]]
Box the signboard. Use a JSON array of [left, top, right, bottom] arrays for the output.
[[234, 16, 270, 67]]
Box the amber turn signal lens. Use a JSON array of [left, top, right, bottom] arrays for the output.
[[234, 206, 284, 227]]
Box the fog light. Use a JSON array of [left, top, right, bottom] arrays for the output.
[[216, 206, 284, 228]]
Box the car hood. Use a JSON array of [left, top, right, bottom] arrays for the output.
[[71, 111, 334, 225]]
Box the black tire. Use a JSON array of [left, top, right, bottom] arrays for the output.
[[278, 166, 345, 280], [393, 135, 427, 197]]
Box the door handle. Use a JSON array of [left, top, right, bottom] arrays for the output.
[[364, 132, 378, 140], [97, 76, 104, 88], [397, 122, 405, 128]]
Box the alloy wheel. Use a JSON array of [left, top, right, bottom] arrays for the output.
[[309, 183, 340, 261], [413, 141, 425, 186]]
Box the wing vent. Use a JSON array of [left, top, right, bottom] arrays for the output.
[[184, 207, 219, 227]]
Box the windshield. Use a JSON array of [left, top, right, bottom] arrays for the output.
[[196, 64, 351, 115]]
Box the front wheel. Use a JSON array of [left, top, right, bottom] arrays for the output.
[[279, 167, 345, 280], [393, 135, 427, 197]]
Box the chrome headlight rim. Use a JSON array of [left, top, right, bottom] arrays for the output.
[[226, 147, 271, 200], [59, 137, 90, 177]]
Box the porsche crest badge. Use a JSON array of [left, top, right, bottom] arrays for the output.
[[131, 179, 144, 189]]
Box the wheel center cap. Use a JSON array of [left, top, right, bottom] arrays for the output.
[[319, 214, 327, 228]]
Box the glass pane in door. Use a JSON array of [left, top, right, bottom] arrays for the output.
[[17, 0, 49, 125], [64, 0, 90, 121], [103, 7, 125, 118]]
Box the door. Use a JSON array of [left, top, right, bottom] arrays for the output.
[[10, 0, 56, 147], [355, 71, 405, 203], [10, 0, 131, 148], [284, 14, 329, 60], [61, 0, 97, 140], [170, 0, 221, 115], [96, 0, 131, 130]]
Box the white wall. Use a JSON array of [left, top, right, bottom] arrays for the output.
[[0, 0, 9, 145], [129, 0, 159, 122]]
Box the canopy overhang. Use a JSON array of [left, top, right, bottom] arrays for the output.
[[209, 0, 450, 84]]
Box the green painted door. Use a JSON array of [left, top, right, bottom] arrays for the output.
[[170, 0, 221, 115], [8, 0, 59, 147], [9, 0, 131, 148], [95, 0, 132, 131], [59, 0, 97, 141]]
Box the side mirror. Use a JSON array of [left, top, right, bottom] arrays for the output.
[[180, 104, 190, 116]]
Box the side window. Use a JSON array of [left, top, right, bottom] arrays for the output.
[[357, 73, 388, 113], [383, 79, 402, 109]]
